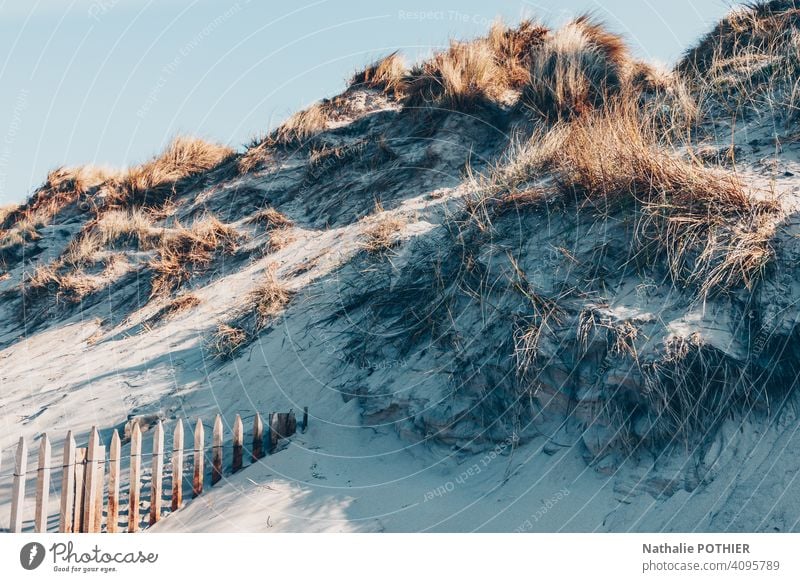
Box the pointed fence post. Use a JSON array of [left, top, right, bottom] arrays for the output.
[[150, 421, 164, 525], [252, 414, 264, 462], [269, 413, 279, 453], [302, 406, 309, 433], [93, 446, 105, 533], [10, 437, 27, 533], [35, 434, 51, 532], [128, 423, 142, 533], [192, 419, 204, 498], [232, 415, 243, 473], [59, 431, 76, 533], [72, 448, 87, 533], [171, 420, 184, 512], [212, 415, 223, 485], [107, 431, 121, 533], [82, 427, 101, 533], [277, 413, 289, 441]]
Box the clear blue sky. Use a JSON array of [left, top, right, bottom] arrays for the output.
[[0, 0, 732, 205]]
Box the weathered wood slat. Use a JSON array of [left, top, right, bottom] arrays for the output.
[[93, 445, 105, 533], [107, 431, 121, 533], [10, 437, 27, 533], [172, 420, 184, 512], [72, 448, 87, 533], [35, 434, 51, 533], [128, 423, 142, 533], [150, 420, 164, 525], [212, 415, 223, 485], [277, 413, 289, 441], [193, 419, 204, 498], [268, 413, 278, 453], [252, 413, 264, 462], [232, 414, 243, 473], [82, 427, 101, 533], [302, 406, 309, 433], [287, 411, 297, 437], [59, 432, 76, 533]]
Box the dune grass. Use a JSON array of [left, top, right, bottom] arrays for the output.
[[149, 215, 240, 298], [678, 0, 800, 118], [349, 51, 408, 95], [524, 15, 629, 119], [110, 136, 234, 208], [403, 19, 547, 110], [470, 100, 777, 298]]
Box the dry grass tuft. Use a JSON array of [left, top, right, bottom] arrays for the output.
[[0, 204, 20, 226], [627, 61, 699, 132], [511, 255, 564, 379], [1, 215, 41, 255], [404, 19, 547, 110], [679, 0, 800, 78], [211, 323, 248, 359], [163, 293, 201, 317], [95, 208, 160, 249], [550, 105, 776, 296], [487, 18, 549, 88], [111, 136, 234, 208], [271, 103, 329, 146], [637, 332, 752, 444], [678, 1, 800, 117], [247, 207, 296, 253], [62, 232, 104, 268], [474, 102, 778, 297], [265, 227, 297, 253], [405, 40, 506, 110], [360, 204, 407, 253], [524, 15, 630, 119], [246, 207, 293, 229], [149, 215, 240, 297], [238, 104, 330, 171], [237, 141, 273, 174], [22, 263, 100, 304], [1, 165, 115, 257], [210, 266, 293, 359], [350, 51, 408, 95], [248, 266, 293, 329]]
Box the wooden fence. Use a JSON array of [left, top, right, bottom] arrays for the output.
[[2, 407, 308, 533]]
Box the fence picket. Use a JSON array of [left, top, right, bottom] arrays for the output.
[[128, 423, 142, 533], [277, 413, 289, 441], [232, 415, 243, 473], [150, 421, 164, 525], [59, 432, 76, 533], [72, 448, 87, 533], [193, 419, 204, 498], [303, 406, 309, 433], [212, 415, 223, 485], [35, 434, 51, 532], [10, 437, 27, 533], [82, 427, 101, 533], [93, 446, 105, 533], [107, 431, 121, 533], [269, 413, 278, 453], [252, 414, 264, 462], [172, 420, 184, 512]]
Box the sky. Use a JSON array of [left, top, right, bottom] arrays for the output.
[[0, 0, 734, 205]]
